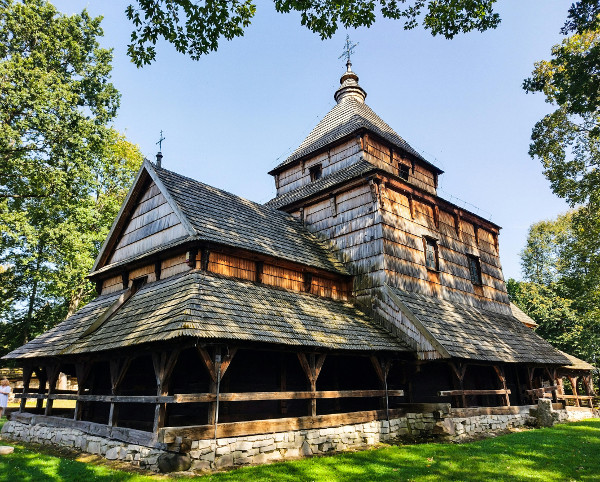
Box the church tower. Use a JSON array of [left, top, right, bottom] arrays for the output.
[[267, 61, 510, 358]]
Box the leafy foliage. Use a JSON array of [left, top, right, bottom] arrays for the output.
[[0, 1, 143, 357], [509, 211, 600, 366], [125, 0, 500, 66], [520, 2, 600, 369]]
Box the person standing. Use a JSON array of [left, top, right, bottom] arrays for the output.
[[0, 378, 11, 418]]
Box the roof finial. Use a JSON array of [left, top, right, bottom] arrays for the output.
[[334, 36, 366, 104], [156, 130, 166, 168], [338, 34, 358, 69]]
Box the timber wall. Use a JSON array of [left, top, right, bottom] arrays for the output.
[[380, 184, 510, 314], [109, 181, 187, 265], [276, 140, 363, 195]]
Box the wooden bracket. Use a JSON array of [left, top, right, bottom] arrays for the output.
[[370, 356, 392, 386], [44, 364, 61, 416], [19, 366, 33, 413], [154, 260, 162, 280], [197, 346, 237, 383], [492, 365, 511, 407], [297, 352, 326, 416], [449, 361, 468, 408], [108, 357, 132, 427], [74, 362, 92, 421], [152, 349, 181, 432], [121, 271, 129, 290]]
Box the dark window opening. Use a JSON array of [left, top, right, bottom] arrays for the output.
[[468, 256, 482, 285], [424, 238, 438, 271], [399, 164, 410, 180], [309, 164, 322, 181]]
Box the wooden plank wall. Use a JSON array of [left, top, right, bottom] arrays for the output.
[[109, 182, 187, 264], [208, 253, 256, 281], [301, 183, 385, 294], [380, 185, 511, 314], [102, 275, 123, 295], [161, 254, 190, 279], [128, 265, 156, 286], [99, 254, 191, 294], [262, 264, 304, 291], [276, 139, 362, 195], [363, 137, 437, 195]]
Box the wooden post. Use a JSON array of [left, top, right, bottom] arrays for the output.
[[547, 368, 559, 403], [297, 352, 326, 416], [73, 362, 91, 421], [280, 354, 287, 415], [370, 356, 392, 419], [44, 365, 60, 416], [19, 366, 33, 413], [527, 366, 536, 402], [568, 376, 580, 407], [33, 367, 46, 411], [198, 346, 237, 425], [493, 365, 510, 407], [449, 362, 468, 408], [152, 350, 180, 433], [108, 357, 132, 427]]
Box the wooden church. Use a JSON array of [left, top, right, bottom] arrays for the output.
[[4, 60, 594, 451]]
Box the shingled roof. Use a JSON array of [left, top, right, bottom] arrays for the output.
[[266, 159, 377, 209], [391, 288, 570, 365], [152, 166, 348, 274], [92, 162, 348, 276], [4, 271, 409, 359], [270, 98, 438, 175]]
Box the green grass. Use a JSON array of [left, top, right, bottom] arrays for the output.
[[0, 420, 599, 481]]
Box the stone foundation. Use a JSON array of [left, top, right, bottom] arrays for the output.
[[2, 406, 596, 473]]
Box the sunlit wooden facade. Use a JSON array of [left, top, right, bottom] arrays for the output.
[[4, 62, 592, 450]]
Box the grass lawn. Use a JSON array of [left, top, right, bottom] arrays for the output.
[[0, 420, 598, 481]]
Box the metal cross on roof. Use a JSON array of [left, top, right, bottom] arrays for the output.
[[156, 130, 166, 151], [338, 35, 358, 64]]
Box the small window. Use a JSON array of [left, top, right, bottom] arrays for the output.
[[424, 238, 438, 271], [309, 164, 322, 181], [399, 164, 410, 180], [467, 255, 482, 285]]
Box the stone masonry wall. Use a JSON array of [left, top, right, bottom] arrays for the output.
[[2, 407, 597, 473]]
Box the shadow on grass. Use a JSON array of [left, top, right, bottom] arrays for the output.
[[0, 442, 157, 481], [0, 420, 597, 481], [203, 420, 600, 481]]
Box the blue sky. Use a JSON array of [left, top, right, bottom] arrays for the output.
[[56, 0, 571, 280]]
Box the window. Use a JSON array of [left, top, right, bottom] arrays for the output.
[[399, 163, 410, 180], [467, 255, 482, 285], [424, 238, 438, 271], [309, 164, 322, 181]]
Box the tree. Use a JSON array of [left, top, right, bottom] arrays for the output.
[[124, 0, 501, 66], [509, 210, 600, 366], [520, 212, 573, 286], [0, 0, 143, 356]]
